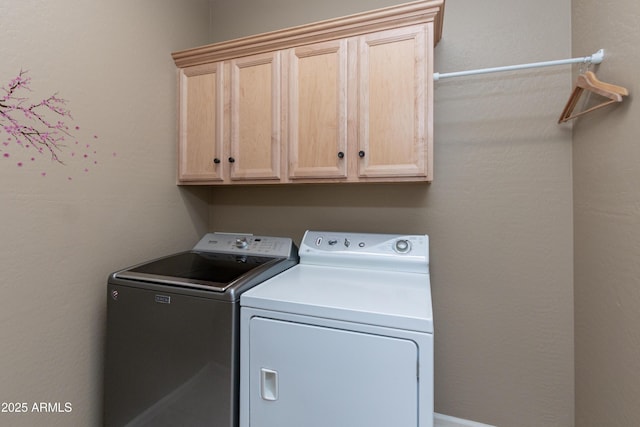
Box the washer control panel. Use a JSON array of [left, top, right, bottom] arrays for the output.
[[300, 231, 429, 273], [193, 233, 294, 257]]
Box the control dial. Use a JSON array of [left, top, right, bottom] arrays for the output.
[[235, 237, 249, 249], [393, 239, 411, 254]]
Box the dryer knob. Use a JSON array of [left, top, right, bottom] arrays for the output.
[[394, 239, 411, 254]]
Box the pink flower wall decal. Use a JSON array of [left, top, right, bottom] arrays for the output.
[[1, 69, 116, 178], [0, 70, 71, 164]]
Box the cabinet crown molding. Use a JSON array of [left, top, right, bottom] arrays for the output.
[[172, 0, 444, 68]]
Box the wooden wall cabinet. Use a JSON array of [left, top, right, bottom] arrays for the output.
[[178, 54, 284, 184], [177, 62, 225, 182], [229, 52, 283, 182], [287, 39, 349, 180], [358, 25, 430, 180], [173, 0, 444, 185]]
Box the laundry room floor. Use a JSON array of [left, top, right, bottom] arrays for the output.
[[435, 413, 495, 427]]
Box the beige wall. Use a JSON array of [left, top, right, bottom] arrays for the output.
[[13, 0, 634, 425], [0, 1, 210, 426], [209, 0, 574, 426], [573, 0, 640, 426]]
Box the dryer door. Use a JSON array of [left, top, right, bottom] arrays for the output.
[[248, 317, 419, 427]]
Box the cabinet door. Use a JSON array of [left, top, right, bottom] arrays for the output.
[[248, 317, 418, 427], [229, 52, 282, 181], [178, 63, 225, 182], [358, 25, 431, 179], [288, 40, 348, 179]]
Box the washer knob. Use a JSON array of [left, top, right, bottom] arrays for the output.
[[394, 239, 411, 253], [235, 237, 249, 249]]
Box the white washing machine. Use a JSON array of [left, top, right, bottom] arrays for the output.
[[240, 230, 433, 427]]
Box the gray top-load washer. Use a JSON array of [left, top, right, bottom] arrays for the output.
[[104, 232, 298, 427]]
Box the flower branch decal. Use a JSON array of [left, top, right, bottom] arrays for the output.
[[1, 70, 109, 178]]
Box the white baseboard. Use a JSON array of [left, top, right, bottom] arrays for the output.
[[435, 412, 496, 427]]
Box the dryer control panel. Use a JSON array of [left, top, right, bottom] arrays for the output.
[[299, 231, 429, 273]]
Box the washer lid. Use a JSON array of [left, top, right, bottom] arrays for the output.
[[114, 251, 284, 292], [241, 264, 433, 333], [112, 232, 298, 294]]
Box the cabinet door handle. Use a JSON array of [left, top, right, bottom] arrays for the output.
[[213, 158, 221, 164], [260, 368, 278, 401], [337, 151, 344, 159], [358, 150, 366, 158], [228, 157, 235, 163]]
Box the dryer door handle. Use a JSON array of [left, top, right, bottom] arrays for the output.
[[260, 368, 279, 401]]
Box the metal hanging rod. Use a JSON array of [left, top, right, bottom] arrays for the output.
[[433, 49, 604, 81]]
